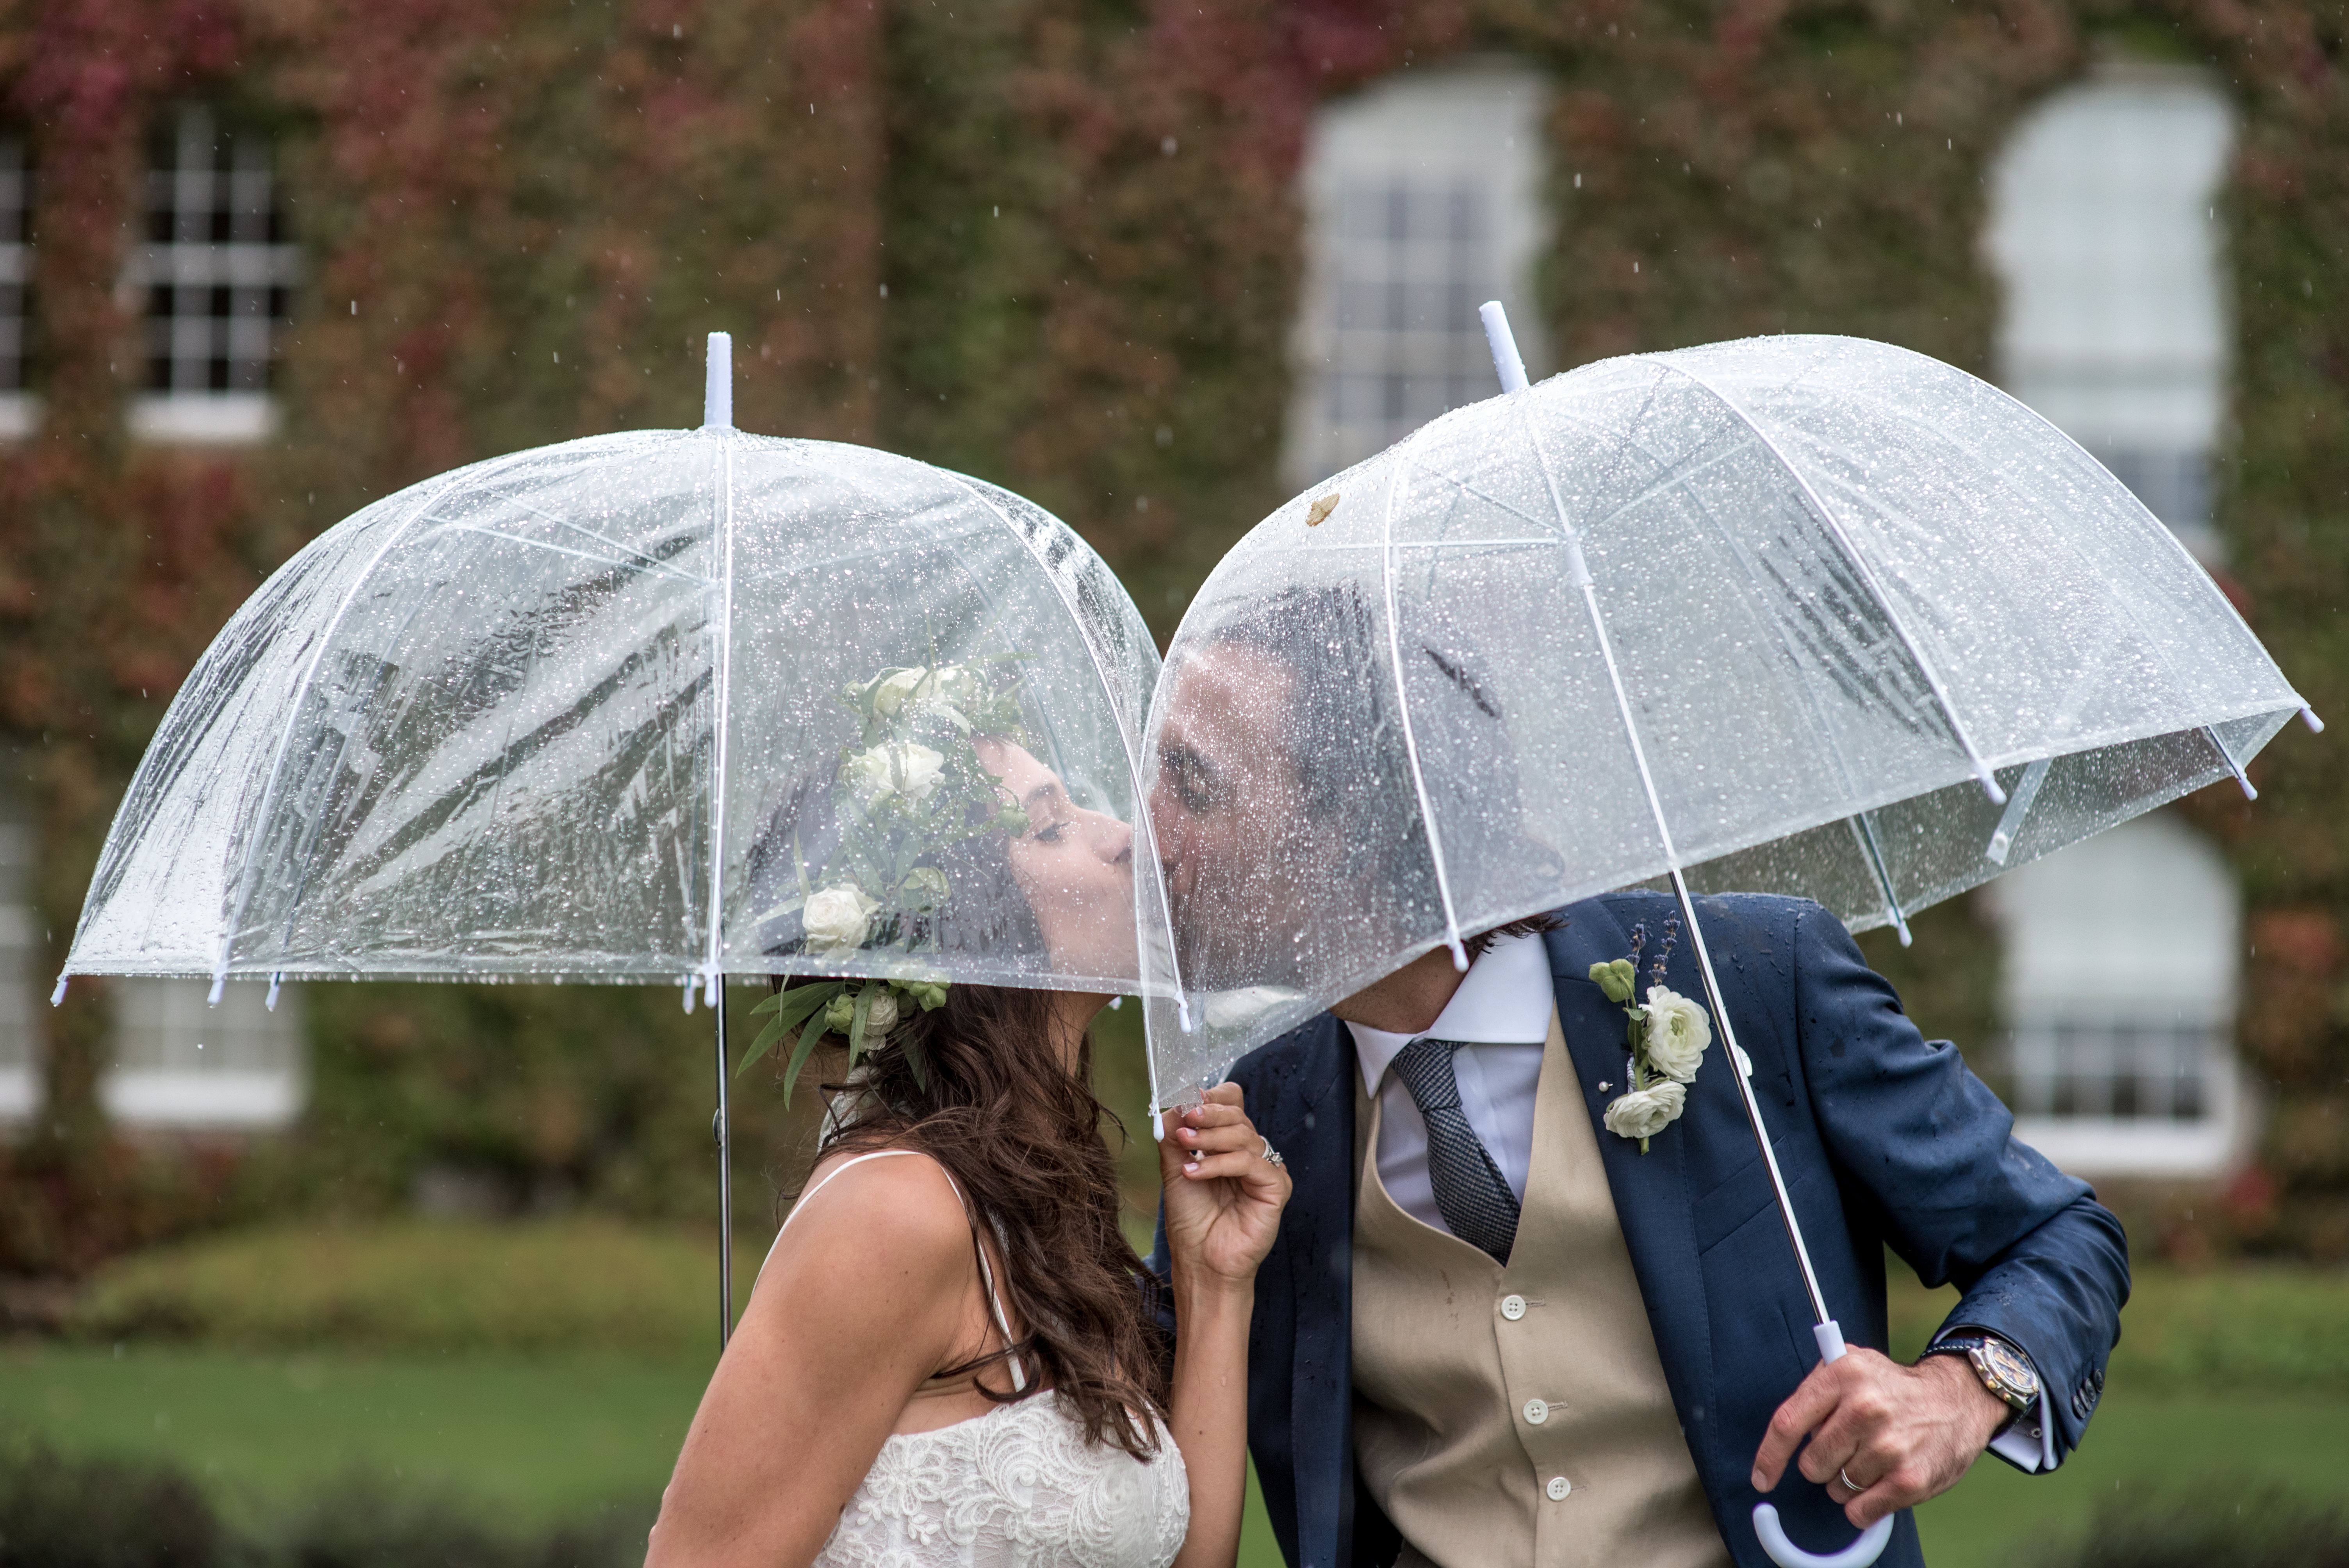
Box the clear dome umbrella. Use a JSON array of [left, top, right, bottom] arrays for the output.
[[55, 334, 1169, 1346], [1140, 312, 2315, 1568]]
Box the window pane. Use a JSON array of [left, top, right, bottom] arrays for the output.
[[1284, 62, 1551, 489]]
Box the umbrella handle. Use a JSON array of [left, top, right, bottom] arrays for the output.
[[1750, 1321, 1894, 1568], [1753, 1509, 1893, 1568]]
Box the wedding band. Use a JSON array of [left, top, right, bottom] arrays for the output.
[[1837, 1468, 1864, 1495], [1261, 1137, 1285, 1167]]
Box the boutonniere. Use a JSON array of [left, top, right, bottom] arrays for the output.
[[1590, 918, 1713, 1153]]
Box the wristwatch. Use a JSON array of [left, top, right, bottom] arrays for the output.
[[1924, 1332, 2039, 1414]]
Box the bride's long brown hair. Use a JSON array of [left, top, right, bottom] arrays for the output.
[[778, 978, 1172, 1457]]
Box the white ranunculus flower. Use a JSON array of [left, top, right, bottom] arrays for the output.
[[1603, 1081, 1688, 1141], [803, 885, 880, 952], [862, 987, 899, 1037], [848, 741, 945, 804], [1641, 986, 1712, 1083]]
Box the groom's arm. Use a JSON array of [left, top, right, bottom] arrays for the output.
[[1752, 902, 2128, 1525]]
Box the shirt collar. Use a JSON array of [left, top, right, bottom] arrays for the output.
[[1346, 930, 1555, 1098]]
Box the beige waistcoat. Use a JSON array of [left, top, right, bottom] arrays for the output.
[[1350, 1010, 1729, 1568]]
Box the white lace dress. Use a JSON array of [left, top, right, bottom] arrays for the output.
[[813, 1391, 1189, 1568], [775, 1151, 1191, 1568]]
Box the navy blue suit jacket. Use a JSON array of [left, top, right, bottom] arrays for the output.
[[1149, 891, 2129, 1568]]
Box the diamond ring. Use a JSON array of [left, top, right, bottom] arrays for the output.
[[1261, 1137, 1285, 1168]]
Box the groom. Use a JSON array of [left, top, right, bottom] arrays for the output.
[[1145, 588, 2129, 1568]]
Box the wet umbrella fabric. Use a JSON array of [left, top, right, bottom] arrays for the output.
[[57, 336, 1165, 1338], [1141, 330, 2310, 1103]]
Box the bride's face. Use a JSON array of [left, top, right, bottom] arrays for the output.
[[974, 738, 1137, 984]]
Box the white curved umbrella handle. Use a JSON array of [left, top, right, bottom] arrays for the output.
[[1750, 1322, 1893, 1568], [1753, 1507, 1893, 1568]]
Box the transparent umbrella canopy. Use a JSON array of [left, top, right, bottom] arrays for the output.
[[1140, 318, 2314, 1568], [57, 335, 1165, 1341]]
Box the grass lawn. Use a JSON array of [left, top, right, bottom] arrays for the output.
[[17, 1220, 2349, 1564], [5, 1341, 2340, 1566], [0, 1341, 703, 1531]]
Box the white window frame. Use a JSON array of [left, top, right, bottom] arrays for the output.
[[0, 130, 33, 442], [1285, 58, 1551, 490], [122, 104, 299, 446], [1985, 62, 2235, 562], [1983, 811, 2253, 1178], [0, 767, 39, 1128], [102, 978, 307, 1131]]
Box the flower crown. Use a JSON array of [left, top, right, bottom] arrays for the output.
[[739, 656, 1032, 1102]]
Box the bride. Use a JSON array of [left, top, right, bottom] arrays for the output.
[[647, 698, 1292, 1568]]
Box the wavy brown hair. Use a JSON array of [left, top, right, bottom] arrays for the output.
[[774, 978, 1171, 1457]]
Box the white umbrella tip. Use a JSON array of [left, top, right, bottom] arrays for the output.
[[1479, 301, 1529, 395], [703, 332, 733, 429], [2303, 706, 2325, 733], [49, 976, 65, 1006]]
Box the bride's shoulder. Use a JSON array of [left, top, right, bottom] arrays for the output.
[[764, 1149, 973, 1290]]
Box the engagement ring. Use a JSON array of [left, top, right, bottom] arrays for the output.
[[1261, 1138, 1285, 1168]]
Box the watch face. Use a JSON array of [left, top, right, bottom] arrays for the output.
[[1979, 1339, 2039, 1399]]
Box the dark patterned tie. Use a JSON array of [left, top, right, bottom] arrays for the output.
[[1390, 1037, 1522, 1263]]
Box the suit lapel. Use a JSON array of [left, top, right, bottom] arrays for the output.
[[1543, 907, 1719, 1472]]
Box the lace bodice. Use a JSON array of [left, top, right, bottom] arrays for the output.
[[813, 1390, 1189, 1568]]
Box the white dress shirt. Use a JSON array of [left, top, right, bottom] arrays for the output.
[[1345, 930, 1553, 1236], [1344, 929, 2052, 1472]]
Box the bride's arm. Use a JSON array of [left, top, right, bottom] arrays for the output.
[[646, 1156, 978, 1568], [1160, 1083, 1294, 1568]]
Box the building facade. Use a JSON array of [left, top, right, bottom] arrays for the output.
[[3, 0, 2344, 1260]]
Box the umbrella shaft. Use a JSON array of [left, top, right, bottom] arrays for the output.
[[715, 990, 734, 1351], [1666, 867, 1833, 1329]]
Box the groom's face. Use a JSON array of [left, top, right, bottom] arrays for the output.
[[1149, 642, 1335, 987]]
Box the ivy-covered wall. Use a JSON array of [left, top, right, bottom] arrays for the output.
[[2, 0, 2343, 1271]]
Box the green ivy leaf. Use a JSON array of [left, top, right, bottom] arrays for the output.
[[740, 981, 845, 1077], [846, 982, 875, 1066], [779, 1005, 837, 1110]]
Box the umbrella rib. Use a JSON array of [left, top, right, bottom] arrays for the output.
[[1378, 429, 1471, 972], [1516, 393, 1835, 1330], [1645, 357, 2009, 806], [427, 517, 709, 587], [702, 431, 738, 1003], [490, 495, 715, 584], [206, 449, 545, 996], [1962, 367, 2316, 734]]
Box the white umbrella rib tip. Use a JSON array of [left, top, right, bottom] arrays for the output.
[[702, 331, 733, 430], [2303, 706, 2324, 732]]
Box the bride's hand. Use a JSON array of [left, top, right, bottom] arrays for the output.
[[1158, 1083, 1292, 1288]]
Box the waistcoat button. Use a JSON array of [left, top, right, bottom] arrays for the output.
[[1523, 1398, 1549, 1425], [1547, 1475, 1573, 1500], [1501, 1294, 1528, 1321]]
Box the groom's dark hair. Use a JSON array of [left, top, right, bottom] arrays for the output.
[[1204, 579, 1558, 904]]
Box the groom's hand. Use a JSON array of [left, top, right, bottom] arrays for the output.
[[1749, 1348, 2010, 1528]]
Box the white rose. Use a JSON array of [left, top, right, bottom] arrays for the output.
[[1641, 986, 1712, 1083], [802, 885, 879, 952], [848, 741, 945, 804], [1602, 1081, 1688, 1141], [873, 668, 927, 717], [862, 988, 899, 1037]]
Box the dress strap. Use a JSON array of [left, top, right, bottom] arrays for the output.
[[763, 1147, 1026, 1394]]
